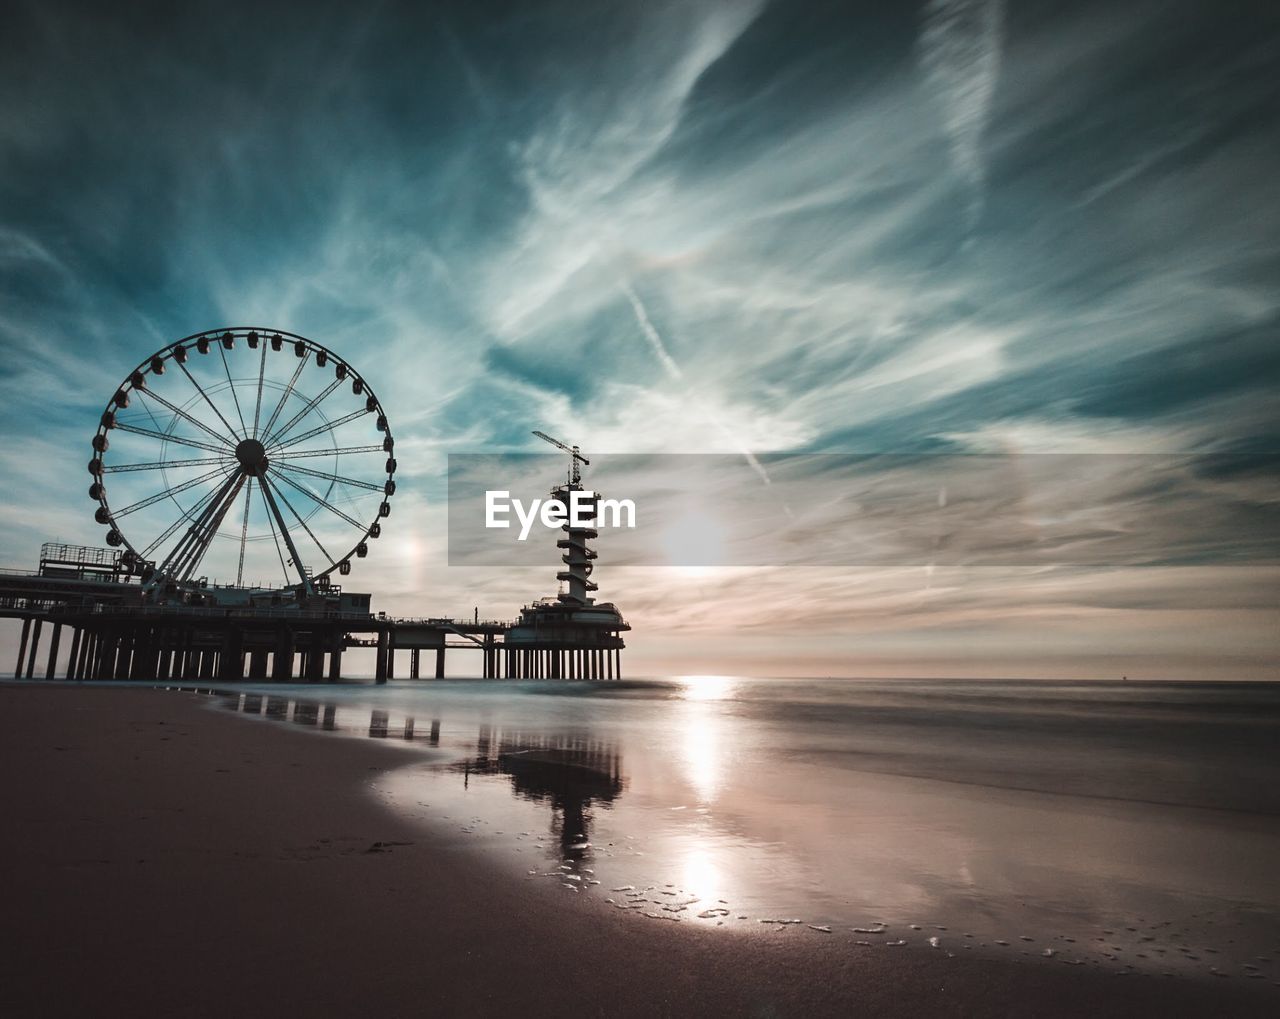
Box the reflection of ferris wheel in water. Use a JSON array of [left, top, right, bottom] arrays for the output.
[[88, 329, 396, 596]]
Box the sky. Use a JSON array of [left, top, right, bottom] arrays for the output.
[[1, 0, 1277, 679]]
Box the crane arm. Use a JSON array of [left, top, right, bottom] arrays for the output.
[[532, 430, 589, 464]]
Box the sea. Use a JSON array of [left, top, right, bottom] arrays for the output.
[[205, 676, 1280, 984]]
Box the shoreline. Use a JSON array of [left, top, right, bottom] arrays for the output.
[[1, 681, 1273, 1017]]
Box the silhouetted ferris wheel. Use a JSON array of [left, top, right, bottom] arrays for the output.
[[87, 329, 396, 596]]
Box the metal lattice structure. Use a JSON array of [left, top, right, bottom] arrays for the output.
[[87, 329, 396, 596]]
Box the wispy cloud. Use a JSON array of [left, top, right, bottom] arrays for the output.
[[0, 0, 1275, 677], [918, 0, 1004, 230]]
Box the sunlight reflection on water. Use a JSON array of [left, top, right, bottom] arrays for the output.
[[202, 676, 1280, 983]]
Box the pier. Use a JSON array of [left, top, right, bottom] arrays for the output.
[[2, 330, 629, 681], [1, 544, 627, 682]]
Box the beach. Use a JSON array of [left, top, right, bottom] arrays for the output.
[[2, 681, 1275, 1018]]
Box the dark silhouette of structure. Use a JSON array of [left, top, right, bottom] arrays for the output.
[[2, 331, 629, 681]]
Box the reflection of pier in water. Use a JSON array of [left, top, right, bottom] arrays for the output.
[[223, 694, 623, 860], [455, 725, 624, 861]]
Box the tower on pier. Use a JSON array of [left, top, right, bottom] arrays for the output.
[[554, 483, 598, 606], [503, 432, 629, 679]]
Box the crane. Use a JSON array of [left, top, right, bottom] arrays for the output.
[[532, 430, 589, 486]]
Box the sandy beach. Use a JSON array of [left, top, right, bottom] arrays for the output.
[[1, 682, 1272, 1018]]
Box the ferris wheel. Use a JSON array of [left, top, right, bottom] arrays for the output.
[[87, 329, 396, 595]]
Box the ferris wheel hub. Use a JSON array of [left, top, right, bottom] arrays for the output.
[[234, 438, 269, 477]]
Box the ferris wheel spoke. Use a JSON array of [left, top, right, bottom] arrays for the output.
[[273, 470, 366, 530], [269, 407, 371, 452], [217, 341, 249, 437], [258, 472, 313, 591], [102, 455, 230, 474], [141, 474, 234, 559], [258, 478, 293, 587], [262, 474, 332, 564], [274, 444, 386, 459], [264, 376, 344, 449], [112, 465, 234, 519], [236, 478, 254, 587], [273, 459, 383, 492], [259, 350, 310, 441], [177, 474, 247, 583], [251, 340, 268, 438], [113, 421, 231, 457], [175, 360, 243, 443], [139, 389, 239, 451], [156, 470, 246, 583]]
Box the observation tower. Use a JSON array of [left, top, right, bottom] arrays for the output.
[[501, 432, 629, 679]]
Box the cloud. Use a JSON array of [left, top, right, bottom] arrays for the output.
[[0, 0, 1275, 677], [918, 0, 1004, 230]]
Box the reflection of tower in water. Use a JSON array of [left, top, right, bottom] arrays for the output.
[[224, 694, 623, 865], [455, 725, 624, 863]]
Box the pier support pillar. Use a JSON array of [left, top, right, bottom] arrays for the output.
[[375, 631, 389, 685], [327, 643, 343, 682], [220, 629, 244, 682], [45, 622, 62, 680], [113, 630, 130, 681], [248, 649, 269, 680], [76, 629, 93, 680], [306, 633, 325, 682], [25, 618, 43, 679], [97, 631, 116, 681], [177, 634, 193, 681], [114, 630, 132, 680], [91, 631, 107, 680], [273, 628, 295, 682], [434, 646, 445, 679], [128, 626, 149, 681], [66, 627, 81, 680], [155, 630, 171, 682], [15, 618, 31, 678]]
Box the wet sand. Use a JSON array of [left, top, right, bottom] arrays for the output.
[[0, 683, 1271, 1018]]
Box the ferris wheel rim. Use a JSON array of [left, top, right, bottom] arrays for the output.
[[87, 327, 397, 592]]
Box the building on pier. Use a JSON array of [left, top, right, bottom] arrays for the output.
[[499, 470, 629, 680]]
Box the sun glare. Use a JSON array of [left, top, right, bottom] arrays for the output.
[[678, 674, 737, 701]]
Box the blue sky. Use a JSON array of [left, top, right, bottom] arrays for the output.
[[1, 0, 1277, 677]]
